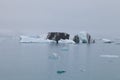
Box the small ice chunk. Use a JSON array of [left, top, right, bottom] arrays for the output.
[[100, 55, 119, 58], [57, 70, 66, 74], [102, 39, 113, 43]]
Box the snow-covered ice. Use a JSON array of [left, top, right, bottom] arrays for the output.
[[19, 35, 75, 44]]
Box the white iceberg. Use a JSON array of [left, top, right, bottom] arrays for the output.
[[73, 31, 95, 43], [78, 31, 88, 42], [19, 35, 75, 44], [20, 35, 54, 43]]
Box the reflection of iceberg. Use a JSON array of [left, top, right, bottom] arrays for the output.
[[48, 53, 59, 59], [19, 35, 75, 44]]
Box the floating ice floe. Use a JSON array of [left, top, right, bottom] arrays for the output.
[[100, 55, 119, 58], [20, 35, 43, 43], [19, 35, 75, 44], [102, 39, 113, 43]]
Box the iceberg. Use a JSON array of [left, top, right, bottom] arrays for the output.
[[79, 31, 88, 43], [73, 31, 95, 44], [19, 35, 75, 44], [20, 35, 54, 43], [46, 32, 70, 44]]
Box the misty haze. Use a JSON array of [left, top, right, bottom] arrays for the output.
[[0, 0, 120, 80]]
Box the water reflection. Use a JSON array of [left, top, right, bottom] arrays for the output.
[[47, 43, 93, 80], [0, 38, 120, 80]]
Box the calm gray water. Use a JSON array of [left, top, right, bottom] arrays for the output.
[[0, 37, 120, 80]]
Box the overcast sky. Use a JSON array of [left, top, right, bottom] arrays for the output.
[[0, 0, 120, 37]]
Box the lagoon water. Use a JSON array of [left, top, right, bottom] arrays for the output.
[[0, 37, 120, 80]]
